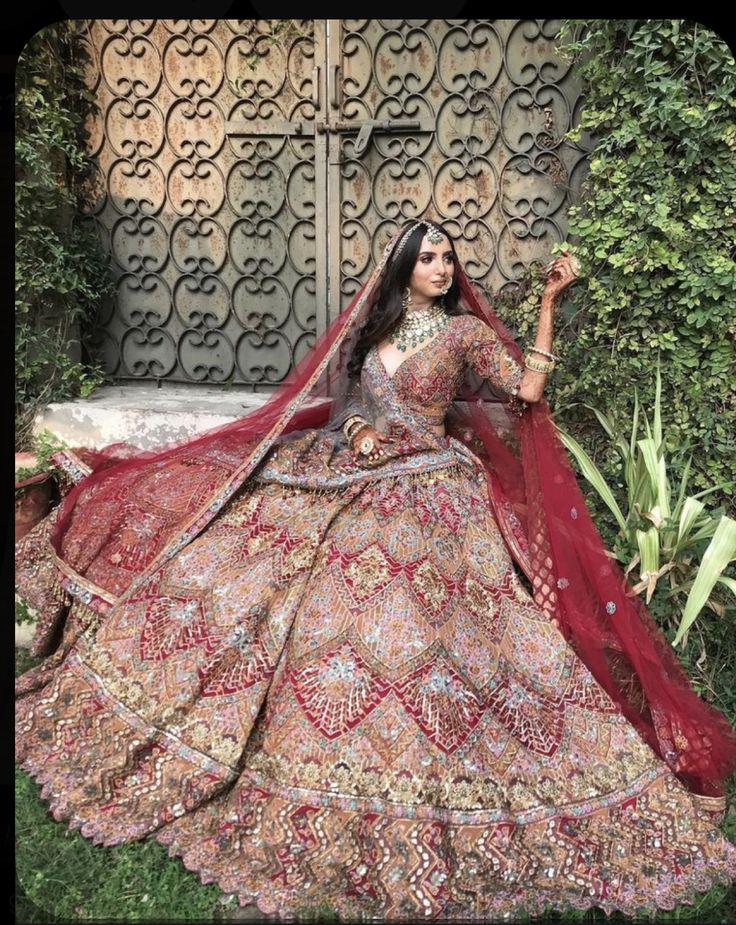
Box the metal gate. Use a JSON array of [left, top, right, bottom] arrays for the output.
[[84, 19, 586, 387]]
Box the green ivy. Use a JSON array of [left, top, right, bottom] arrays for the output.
[[512, 21, 736, 518], [15, 22, 112, 450]]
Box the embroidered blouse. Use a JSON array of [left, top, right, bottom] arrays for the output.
[[255, 313, 525, 491], [462, 314, 525, 396], [329, 314, 523, 432], [384, 313, 524, 430]]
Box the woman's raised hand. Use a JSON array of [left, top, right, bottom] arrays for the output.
[[349, 424, 393, 464], [542, 252, 580, 299]]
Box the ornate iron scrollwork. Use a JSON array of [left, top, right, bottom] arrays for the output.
[[85, 19, 587, 385]]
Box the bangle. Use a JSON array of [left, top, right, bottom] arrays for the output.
[[343, 417, 371, 440], [524, 354, 556, 373], [343, 414, 367, 433], [529, 346, 561, 362], [347, 423, 370, 442], [342, 421, 359, 441], [344, 422, 366, 441]]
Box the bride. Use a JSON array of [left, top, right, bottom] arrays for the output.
[[16, 218, 736, 920]]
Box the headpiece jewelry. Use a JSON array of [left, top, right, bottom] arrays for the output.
[[393, 220, 446, 258], [423, 223, 446, 245]]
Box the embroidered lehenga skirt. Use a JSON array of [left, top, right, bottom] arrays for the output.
[[15, 427, 736, 921]]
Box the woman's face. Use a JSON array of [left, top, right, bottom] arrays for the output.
[[407, 232, 454, 305]]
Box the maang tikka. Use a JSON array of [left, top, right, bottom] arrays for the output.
[[393, 220, 446, 257], [423, 223, 445, 245]]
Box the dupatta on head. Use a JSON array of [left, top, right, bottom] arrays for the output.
[[48, 222, 736, 803]]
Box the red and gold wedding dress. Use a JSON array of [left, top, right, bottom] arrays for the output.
[[15, 234, 736, 921]]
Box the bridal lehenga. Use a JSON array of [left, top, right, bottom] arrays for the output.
[[15, 228, 736, 921]]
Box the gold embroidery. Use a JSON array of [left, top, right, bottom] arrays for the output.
[[16, 308, 736, 920]]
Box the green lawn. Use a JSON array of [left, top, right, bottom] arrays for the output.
[[15, 647, 231, 921]]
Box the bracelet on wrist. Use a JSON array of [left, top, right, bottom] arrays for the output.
[[345, 416, 369, 431], [347, 424, 370, 443], [529, 346, 561, 362], [344, 426, 365, 443], [343, 414, 367, 432], [343, 417, 371, 441], [524, 354, 556, 374]]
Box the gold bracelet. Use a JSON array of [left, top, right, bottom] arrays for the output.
[[346, 415, 370, 431], [529, 346, 561, 362], [343, 414, 367, 433], [343, 417, 371, 440], [342, 415, 363, 433], [524, 354, 556, 373], [344, 424, 365, 443]]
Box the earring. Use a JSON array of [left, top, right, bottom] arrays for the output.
[[402, 287, 412, 310]]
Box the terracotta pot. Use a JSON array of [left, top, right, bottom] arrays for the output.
[[15, 469, 53, 543]]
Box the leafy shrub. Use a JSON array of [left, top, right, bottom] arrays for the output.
[[507, 21, 736, 521], [556, 363, 736, 647], [15, 21, 111, 450]]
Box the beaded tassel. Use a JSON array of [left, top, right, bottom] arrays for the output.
[[52, 583, 73, 607], [67, 599, 103, 641]]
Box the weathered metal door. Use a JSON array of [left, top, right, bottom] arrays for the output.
[[86, 20, 584, 387]]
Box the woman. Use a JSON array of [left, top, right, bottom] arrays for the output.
[[16, 218, 736, 921]]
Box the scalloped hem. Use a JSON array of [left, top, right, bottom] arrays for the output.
[[157, 829, 736, 923], [16, 748, 736, 922], [151, 772, 736, 923]]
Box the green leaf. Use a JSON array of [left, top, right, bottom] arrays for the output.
[[637, 437, 671, 520], [632, 396, 641, 455], [676, 496, 705, 543], [653, 359, 663, 449], [672, 496, 707, 557], [630, 454, 655, 517], [555, 426, 628, 533], [715, 575, 736, 601], [636, 526, 661, 576], [672, 516, 736, 645]]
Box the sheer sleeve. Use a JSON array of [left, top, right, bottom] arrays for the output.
[[324, 375, 373, 441], [464, 316, 525, 396]]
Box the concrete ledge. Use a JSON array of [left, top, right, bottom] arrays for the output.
[[33, 383, 276, 451], [15, 621, 36, 649]]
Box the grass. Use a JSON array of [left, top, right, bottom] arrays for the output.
[[16, 741, 230, 923], [14, 626, 736, 924], [15, 597, 35, 625], [15, 648, 232, 923]]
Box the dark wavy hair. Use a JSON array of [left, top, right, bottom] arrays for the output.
[[346, 219, 464, 380]]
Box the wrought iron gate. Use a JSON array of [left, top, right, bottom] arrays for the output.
[[84, 20, 586, 387]]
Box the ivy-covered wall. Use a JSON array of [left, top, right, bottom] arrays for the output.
[[510, 20, 735, 523], [15, 21, 110, 450]]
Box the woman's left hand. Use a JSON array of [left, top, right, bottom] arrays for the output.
[[543, 252, 580, 299]]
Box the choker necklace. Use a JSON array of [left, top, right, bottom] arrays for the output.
[[389, 299, 449, 352]]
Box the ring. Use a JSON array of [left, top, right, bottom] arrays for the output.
[[358, 435, 376, 455]]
